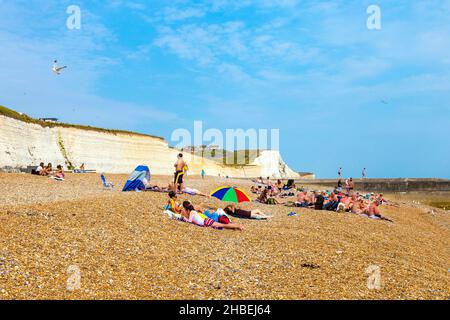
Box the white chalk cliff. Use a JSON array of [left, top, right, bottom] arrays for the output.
[[0, 113, 301, 179]]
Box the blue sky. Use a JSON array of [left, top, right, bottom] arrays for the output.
[[0, 0, 449, 178]]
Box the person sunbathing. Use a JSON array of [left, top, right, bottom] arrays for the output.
[[146, 184, 169, 192], [365, 201, 380, 217], [257, 187, 281, 205], [295, 191, 310, 207], [224, 204, 272, 220], [377, 194, 386, 204], [182, 186, 210, 197], [341, 195, 352, 211], [181, 202, 244, 230], [324, 192, 339, 211]]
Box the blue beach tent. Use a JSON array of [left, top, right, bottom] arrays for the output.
[[122, 165, 151, 192]]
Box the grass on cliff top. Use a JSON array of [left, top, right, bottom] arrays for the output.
[[0, 105, 165, 140]]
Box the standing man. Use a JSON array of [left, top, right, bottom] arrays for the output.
[[362, 168, 367, 179], [338, 167, 343, 179], [174, 153, 187, 193], [201, 169, 206, 180]]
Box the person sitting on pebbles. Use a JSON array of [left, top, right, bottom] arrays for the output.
[[41, 163, 53, 176], [257, 187, 282, 205], [54, 165, 65, 180], [167, 191, 204, 214]]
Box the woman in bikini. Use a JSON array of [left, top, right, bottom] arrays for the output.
[[181, 202, 244, 230]]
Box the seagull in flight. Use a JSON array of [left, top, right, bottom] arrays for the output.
[[52, 60, 68, 75], [381, 100, 389, 105]]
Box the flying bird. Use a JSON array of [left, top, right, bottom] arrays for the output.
[[52, 60, 68, 75], [381, 100, 389, 105]]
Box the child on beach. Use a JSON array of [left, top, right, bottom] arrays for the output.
[[168, 191, 183, 214]]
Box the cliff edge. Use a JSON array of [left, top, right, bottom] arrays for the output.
[[0, 106, 303, 178]]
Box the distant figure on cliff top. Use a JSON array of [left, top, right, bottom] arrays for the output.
[[338, 167, 343, 178], [362, 168, 367, 179], [52, 60, 67, 75], [174, 153, 188, 193]]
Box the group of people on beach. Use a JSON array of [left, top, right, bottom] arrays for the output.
[[249, 176, 392, 221], [166, 191, 272, 231], [292, 190, 390, 220], [162, 154, 274, 230], [33, 162, 65, 180]]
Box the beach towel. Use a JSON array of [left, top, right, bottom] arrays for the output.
[[162, 207, 223, 230], [122, 165, 151, 192], [164, 205, 183, 220]]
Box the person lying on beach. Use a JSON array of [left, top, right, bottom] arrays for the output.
[[365, 200, 381, 217], [356, 200, 393, 222], [224, 204, 272, 220], [181, 201, 244, 230], [182, 186, 210, 197], [146, 184, 169, 192]]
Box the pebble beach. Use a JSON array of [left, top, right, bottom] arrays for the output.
[[0, 173, 449, 300]]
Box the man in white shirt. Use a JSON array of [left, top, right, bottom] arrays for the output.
[[35, 162, 44, 175]]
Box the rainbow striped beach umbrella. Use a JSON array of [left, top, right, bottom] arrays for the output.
[[211, 186, 252, 204]]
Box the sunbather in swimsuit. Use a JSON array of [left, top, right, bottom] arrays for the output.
[[181, 202, 244, 230], [224, 204, 272, 220]]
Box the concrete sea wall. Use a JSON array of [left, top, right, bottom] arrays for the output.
[[297, 179, 450, 193]]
